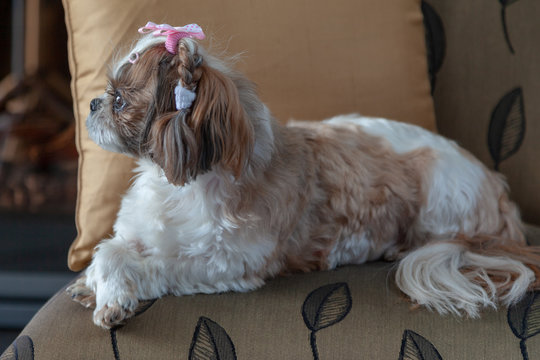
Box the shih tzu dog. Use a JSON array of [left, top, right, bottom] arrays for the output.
[[68, 22, 540, 329]]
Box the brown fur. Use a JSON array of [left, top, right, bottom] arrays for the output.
[[149, 63, 255, 185], [108, 46, 178, 154], [222, 121, 436, 274], [457, 234, 540, 290], [105, 42, 255, 185], [188, 64, 254, 180]]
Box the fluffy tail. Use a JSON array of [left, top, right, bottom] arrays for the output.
[[395, 235, 540, 317]]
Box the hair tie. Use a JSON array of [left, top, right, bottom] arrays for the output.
[[128, 52, 140, 64], [175, 82, 196, 110]]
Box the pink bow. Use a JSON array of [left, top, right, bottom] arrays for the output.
[[138, 22, 205, 54]]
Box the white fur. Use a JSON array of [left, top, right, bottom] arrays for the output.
[[395, 242, 534, 317], [85, 95, 127, 154], [326, 232, 390, 268], [326, 115, 486, 237], [111, 34, 164, 77], [82, 162, 277, 323], [94, 159, 278, 296]]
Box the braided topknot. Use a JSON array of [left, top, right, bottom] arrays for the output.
[[176, 39, 203, 92]]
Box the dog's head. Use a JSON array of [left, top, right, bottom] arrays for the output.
[[87, 23, 267, 186]]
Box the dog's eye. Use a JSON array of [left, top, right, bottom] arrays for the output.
[[113, 93, 126, 112]]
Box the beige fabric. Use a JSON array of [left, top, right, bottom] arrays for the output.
[[4, 225, 539, 359], [63, 0, 436, 271], [428, 0, 540, 224], [0, 267, 514, 359]]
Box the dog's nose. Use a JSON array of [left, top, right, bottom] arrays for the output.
[[90, 98, 102, 112]]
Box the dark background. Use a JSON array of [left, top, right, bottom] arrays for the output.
[[0, 0, 77, 352]]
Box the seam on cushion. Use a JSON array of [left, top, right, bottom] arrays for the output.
[[62, 0, 85, 268]]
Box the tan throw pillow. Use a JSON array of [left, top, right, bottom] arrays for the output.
[[63, 0, 436, 271]]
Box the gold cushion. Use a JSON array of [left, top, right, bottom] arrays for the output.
[[63, 0, 436, 271]]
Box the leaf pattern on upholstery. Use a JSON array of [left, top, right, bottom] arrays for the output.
[[0, 336, 34, 360], [499, 0, 521, 54], [133, 299, 157, 317], [421, 1, 446, 93], [109, 299, 157, 360], [302, 283, 352, 360], [508, 291, 540, 360], [189, 317, 237, 360], [398, 330, 443, 360], [110, 329, 120, 360], [487, 87, 526, 171]]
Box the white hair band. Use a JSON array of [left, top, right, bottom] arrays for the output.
[[175, 82, 196, 110]]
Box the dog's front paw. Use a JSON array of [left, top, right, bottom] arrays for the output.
[[93, 300, 138, 329], [66, 276, 96, 309]]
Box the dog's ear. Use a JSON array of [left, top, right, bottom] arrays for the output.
[[190, 63, 254, 179], [150, 111, 198, 186], [149, 39, 253, 186]]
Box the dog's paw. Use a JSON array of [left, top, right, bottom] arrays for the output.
[[93, 302, 137, 329], [66, 276, 96, 309]]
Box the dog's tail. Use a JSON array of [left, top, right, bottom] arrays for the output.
[[395, 233, 540, 317], [395, 164, 540, 317]]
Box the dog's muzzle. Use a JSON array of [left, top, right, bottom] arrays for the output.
[[90, 98, 102, 112]]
